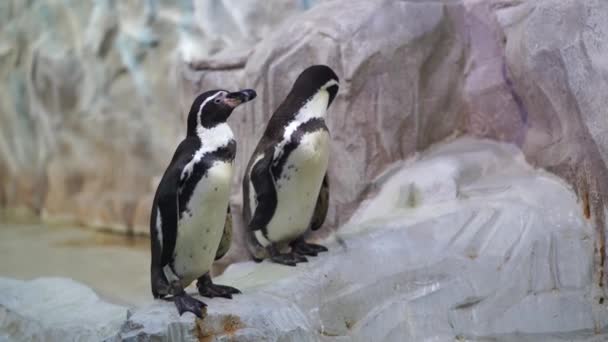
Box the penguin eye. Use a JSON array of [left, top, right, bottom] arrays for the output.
[[213, 98, 221, 104]]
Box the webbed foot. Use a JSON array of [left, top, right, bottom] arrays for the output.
[[270, 252, 308, 266], [197, 274, 241, 299], [291, 239, 328, 256], [163, 280, 207, 318], [174, 294, 207, 318]]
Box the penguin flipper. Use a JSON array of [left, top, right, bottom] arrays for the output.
[[150, 168, 182, 297], [248, 151, 278, 231], [310, 173, 329, 231], [214, 206, 232, 261], [156, 142, 196, 268], [157, 173, 184, 268]]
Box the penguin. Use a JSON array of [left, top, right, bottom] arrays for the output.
[[150, 88, 256, 318], [242, 65, 339, 266]]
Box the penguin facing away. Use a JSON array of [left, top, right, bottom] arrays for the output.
[[150, 88, 256, 318], [242, 65, 339, 266]]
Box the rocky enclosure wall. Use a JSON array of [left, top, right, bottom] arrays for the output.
[[0, 0, 315, 232], [1, 0, 608, 289]]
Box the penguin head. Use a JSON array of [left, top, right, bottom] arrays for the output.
[[187, 89, 256, 133], [291, 65, 340, 108]]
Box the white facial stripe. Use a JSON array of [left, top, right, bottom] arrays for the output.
[[156, 208, 163, 248], [321, 79, 338, 90], [196, 91, 226, 128], [181, 123, 234, 181], [295, 89, 330, 122]]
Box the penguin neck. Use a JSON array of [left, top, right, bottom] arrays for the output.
[[291, 89, 329, 124], [193, 123, 234, 151]]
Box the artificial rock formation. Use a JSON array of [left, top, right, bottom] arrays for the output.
[[2, 0, 608, 297], [462, 0, 608, 298], [3, 138, 606, 341], [0, 0, 313, 233], [0, 277, 127, 341]]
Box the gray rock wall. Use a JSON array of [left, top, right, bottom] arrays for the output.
[[462, 0, 608, 297], [0, 0, 311, 233]]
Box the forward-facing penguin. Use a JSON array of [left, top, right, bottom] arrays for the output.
[[242, 65, 339, 266], [150, 88, 256, 318]]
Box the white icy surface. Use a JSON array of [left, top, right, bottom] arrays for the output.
[[0, 277, 127, 341], [2, 138, 606, 341]]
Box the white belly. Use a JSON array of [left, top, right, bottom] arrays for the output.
[[173, 161, 232, 285], [266, 130, 330, 243]]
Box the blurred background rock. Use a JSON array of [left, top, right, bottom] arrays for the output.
[[0, 0, 320, 234]]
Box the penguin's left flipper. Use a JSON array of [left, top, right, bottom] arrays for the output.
[[159, 153, 193, 266], [151, 148, 192, 298], [248, 151, 278, 231], [197, 273, 241, 299], [310, 173, 329, 231]]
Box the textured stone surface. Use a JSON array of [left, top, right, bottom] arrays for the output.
[[2, 0, 608, 292], [3, 138, 604, 341], [461, 0, 608, 299], [0, 0, 312, 234], [0, 277, 127, 341]]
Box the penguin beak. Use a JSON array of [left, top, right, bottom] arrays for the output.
[[224, 89, 257, 108]]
